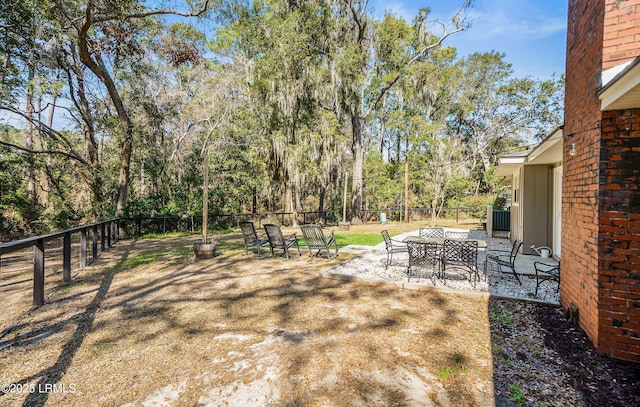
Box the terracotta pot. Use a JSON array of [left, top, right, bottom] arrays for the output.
[[193, 241, 218, 259]]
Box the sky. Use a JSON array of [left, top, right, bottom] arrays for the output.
[[370, 0, 568, 81]]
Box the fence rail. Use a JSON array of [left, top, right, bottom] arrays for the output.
[[0, 219, 119, 306], [0, 206, 479, 308]]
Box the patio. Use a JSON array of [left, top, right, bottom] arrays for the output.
[[332, 229, 560, 304]]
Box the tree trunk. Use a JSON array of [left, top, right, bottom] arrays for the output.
[[318, 186, 325, 224], [350, 112, 363, 224], [404, 150, 409, 223], [202, 152, 209, 243], [25, 63, 36, 204], [74, 7, 133, 220], [377, 93, 387, 155]]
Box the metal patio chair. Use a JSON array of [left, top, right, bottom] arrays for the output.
[[484, 240, 523, 283], [419, 227, 445, 238], [381, 230, 408, 269], [534, 261, 561, 296], [441, 239, 479, 287], [407, 241, 440, 283]]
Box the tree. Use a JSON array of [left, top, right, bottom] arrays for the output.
[[52, 0, 211, 219], [331, 2, 472, 223]]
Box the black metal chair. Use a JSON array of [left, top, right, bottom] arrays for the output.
[[407, 241, 440, 282], [444, 230, 469, 239], [300, 224, 338, 258], [441, 239, 479, 286], [484, 240, 523, 283], [263, 224, 300, 259], [381, 230, 408, 269], [419, 227, 445, 238], [239, 221, 269, 256], [534, 261, 560, 296]]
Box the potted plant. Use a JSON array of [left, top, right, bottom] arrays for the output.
[[193, 151, 218, 259]]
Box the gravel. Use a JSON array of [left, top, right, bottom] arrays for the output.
[[331, 228, 560, 304]]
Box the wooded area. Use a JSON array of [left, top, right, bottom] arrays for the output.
[[0, 0, 563, 240]]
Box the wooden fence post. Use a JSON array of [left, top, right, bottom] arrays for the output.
[[92, 224, 98, 261], [63, 232, 71, 283], [101, 223, 106, 251], [33, 239, 45, 306], [80, 229, 87, 268]]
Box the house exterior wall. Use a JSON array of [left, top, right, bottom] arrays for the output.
[[598, 109, 640, 360], [522, 165, 551, 255], [603, 0, 640, 69], [563, 0, 605, 347], [510, 168, 524, 243], [564, 0, 640, 361]]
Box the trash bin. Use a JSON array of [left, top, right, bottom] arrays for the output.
[[380, 212, 387, 224]]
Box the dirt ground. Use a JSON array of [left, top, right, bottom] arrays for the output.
[[1, 221, 638, 406], [0, 223, 496, 406]]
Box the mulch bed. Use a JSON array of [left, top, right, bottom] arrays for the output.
[[489, 299, 640, 407]]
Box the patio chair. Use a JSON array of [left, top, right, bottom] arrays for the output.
[[381, 230, 408, 269], [441, 239, 479, 287], [300, 224, 338, 258], [239, 221, 269, 256], [534, 261, 560, 296], [419, 227, 445, 238], [407, 241, 440, 283], [484, 240, 523, 283], [444, 230, 469, 239], [263, 224, 301, 259]]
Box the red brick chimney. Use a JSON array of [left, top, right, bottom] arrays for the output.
[[563, 0, 640, 362]]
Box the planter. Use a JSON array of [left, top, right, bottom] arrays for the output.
[[193, 241, 218, 259], [338, 222, 351, 231]]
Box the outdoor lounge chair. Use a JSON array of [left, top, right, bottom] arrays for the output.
[[441, 239, 478, 287], [407, 241, 440, 282], [263, 224, 300, 259], [239, 221, 269, 256], [419, 227, 445, 238], [484, 240, 523, 283], [300, 224, 338, 258], [534, 261, 560, 296], [381, 230, 408, 269]]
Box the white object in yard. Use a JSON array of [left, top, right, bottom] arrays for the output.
[[531, 245, 552, 259]]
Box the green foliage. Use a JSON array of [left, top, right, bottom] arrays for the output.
[[510, 383, 526, 404], [436, 367, 456, 380], [0, 0, 564, 239], [493, 195, 507, 210], [498, 311, 514, 325]]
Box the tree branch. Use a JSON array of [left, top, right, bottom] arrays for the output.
[[363, 2, 470, 118], [91, 1, 211, 23], [0, 139, 89, 166]]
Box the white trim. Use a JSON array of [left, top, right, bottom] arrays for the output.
[[600, 59, 640, 111]]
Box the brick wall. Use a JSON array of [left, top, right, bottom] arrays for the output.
[[603, 0, 640, 69], [564, 0, 640, 361], [562, 0, 605, 346], [598, 109, 640, 360]]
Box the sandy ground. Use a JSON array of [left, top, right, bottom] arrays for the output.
[[0, 228, 496, 406]]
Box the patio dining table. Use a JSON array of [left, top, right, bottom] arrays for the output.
[[402, 235, 487, 249]]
